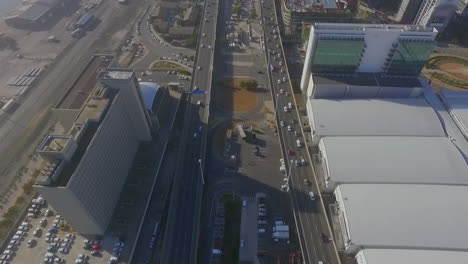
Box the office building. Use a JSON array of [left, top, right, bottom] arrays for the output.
[[414, 0, 459, 30], [34, 56, 153, 235], [301, 23, 437, 93], [280, 0, 354, 33]]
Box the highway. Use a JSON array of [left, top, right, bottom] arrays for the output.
[[259, 0, 340, 264], [157, 0, 219, 262]]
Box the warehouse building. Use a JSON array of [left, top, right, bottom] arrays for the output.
[[308, 98, 445, 145], [355, 249, 468, 264], [318, 137, 468, 191], [300, 23, 437, 93], [334, 184, 468, 254], [4, 0, 73, 28], [34, 61, 153, 234]]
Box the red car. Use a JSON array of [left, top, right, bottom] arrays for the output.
[[288, 149, 294, 156]]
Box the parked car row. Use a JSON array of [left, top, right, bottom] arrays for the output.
[[257, 196, 267, 233]]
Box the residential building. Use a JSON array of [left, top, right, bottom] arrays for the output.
[[413, 0, 460, 30], [34, 56, 153, 235]]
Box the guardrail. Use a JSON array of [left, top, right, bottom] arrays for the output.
[[269, 0, 342, 262]]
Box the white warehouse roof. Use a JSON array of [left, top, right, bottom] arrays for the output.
[[320, 136, 468, 186], [310, 98, 445, 137], [335, 184, 468, 251], [356, 249, 468, 264]]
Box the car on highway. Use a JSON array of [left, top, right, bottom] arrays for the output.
[[258, 220, 267, 224], [280, 120, 285, 127], [280, 88, 284, 93], [308, 191, 315, 201], [202, 33, 206, 37], [208, 45, 212, 49], [287, 125, 292, 131], [296, 139, 301, 147], [258, 71, 264, 74], [201, 44, 205, 48], [240, 240, 245, 247], [304, 178, 311, 186], [288, 102, 292, 109], [197, 66, 201, 70], [277, 79, 281, 84], [283, 106, 288, 112]]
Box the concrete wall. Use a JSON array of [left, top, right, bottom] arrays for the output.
[[100, 76, 152, 141], [34, 185, 103, 234], [66, 94, 139, 234]]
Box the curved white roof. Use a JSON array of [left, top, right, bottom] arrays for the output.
[[335, 184, 468, 251], [320, 136, 468, 186], [139, 82, 161, 111], [310, 98, 445, 137], [356, 249, 468, 264]]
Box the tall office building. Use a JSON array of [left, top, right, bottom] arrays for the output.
[[413, 0, 460, 30], [300, 23, 437, 94], [34, 56, 152, 235]]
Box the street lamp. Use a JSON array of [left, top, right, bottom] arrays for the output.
[[197, 158, 206, 185]]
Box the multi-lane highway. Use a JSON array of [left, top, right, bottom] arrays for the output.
[[259, 1, 340, 264], [158, 0, 219, 263]]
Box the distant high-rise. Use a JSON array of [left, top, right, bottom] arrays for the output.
[[34, 56, 153, 235], [300, 23, 437, 93], [413, 0, 459, 30]]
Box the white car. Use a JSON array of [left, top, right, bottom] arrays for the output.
[[287, 125, 292, 131], [277, 79, 281, 84], [288, 102, 292, 109], [309, 191, 315, 201], [280, 88, 284, 94], [283, 106, 288, 112], [197, 66, 201, 70], [240, 240, 245, 247], [283, 77, 287, 82], [279, 61, 283, 66], [201, 44, 205, 48], [296, 139, 301, 147], [280, 120, 285, 127]]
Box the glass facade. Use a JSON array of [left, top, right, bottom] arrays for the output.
[[311, 38, 365, 74], [385, 39, 434, 76]]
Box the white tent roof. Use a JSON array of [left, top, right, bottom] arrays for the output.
[[320, 136, 468, 186], [139, 82, 161, 111], [310, 98, 445, 137], [356, 249, 468, 264], [335, 184, 468, 250]]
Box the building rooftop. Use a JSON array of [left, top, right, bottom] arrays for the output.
[[321, 136, 468, 186], [313, 23, 437, 33], [356, 249, 468, 264], [37, 135, 72, 153], [310, 98, 445, 137], [97, 69, 134, 80], [313, 74, 422, 88], [336, 184, 468, 250]]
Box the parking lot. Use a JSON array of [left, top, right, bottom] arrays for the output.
[[2, 196, 125, 264]]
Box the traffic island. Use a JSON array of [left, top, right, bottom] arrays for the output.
[[220, 194, 242, 264]]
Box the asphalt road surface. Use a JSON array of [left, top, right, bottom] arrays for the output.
[[260, 1, 340, 264], [158, 0, 219, 263]]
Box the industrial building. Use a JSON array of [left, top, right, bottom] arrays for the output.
[[318, 136, 468, 191], [355, 249, 468, 264], [300, 23, 437, 93], [308, 98, 445, 144], [34, 56, 154, 235], [334, 184, 468, 254], [4, 0, 73, 28], [414, 0, 460, 30]]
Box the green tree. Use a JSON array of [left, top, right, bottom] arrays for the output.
[[250, 10, 257, 20]]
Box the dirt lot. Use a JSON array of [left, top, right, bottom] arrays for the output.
[[216, 77, 258, 112], [439, 61, 468, 81], [424, 55, 468, 91]]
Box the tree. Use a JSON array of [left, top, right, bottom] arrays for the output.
[[240, 80, 258, 90], [250, 10, 257, 20]]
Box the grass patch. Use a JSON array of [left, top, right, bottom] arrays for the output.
[[221, 194, 241, 264], [152, 61, 191, 75]]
